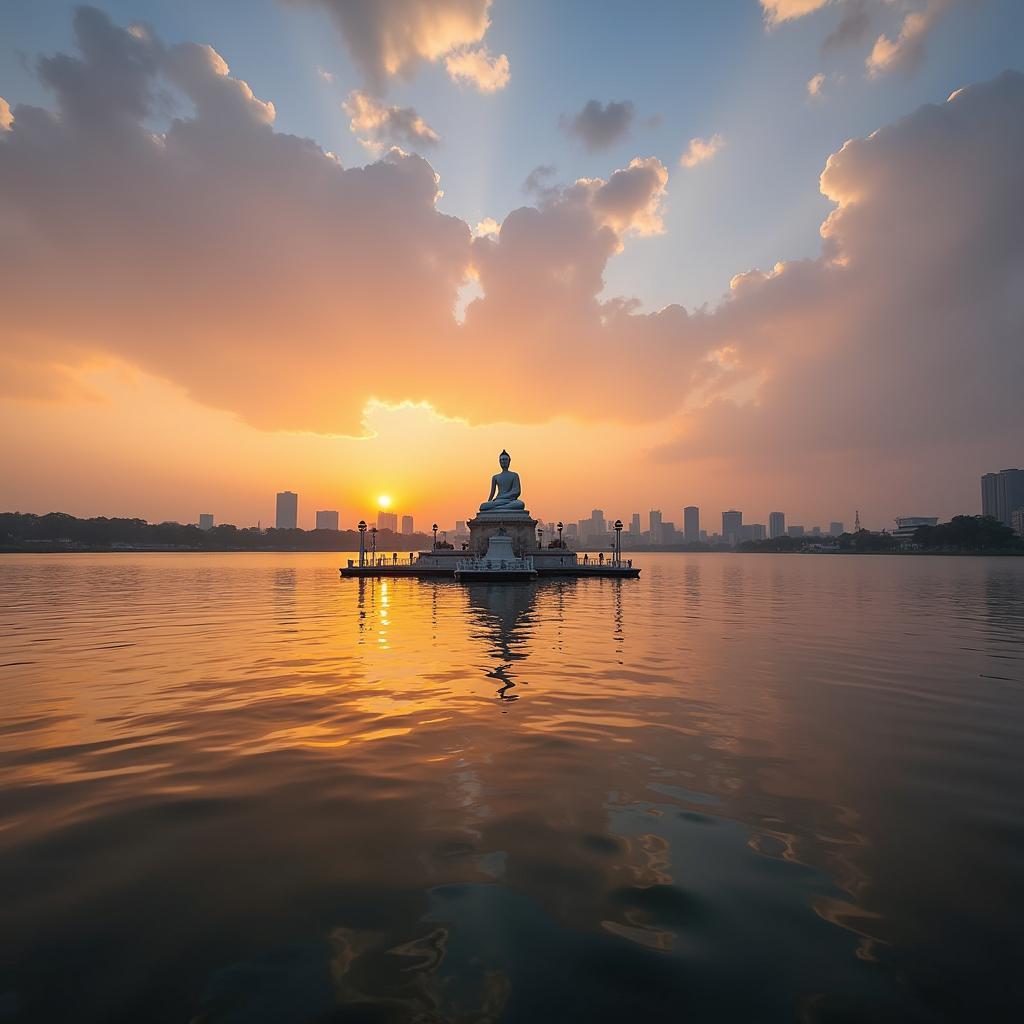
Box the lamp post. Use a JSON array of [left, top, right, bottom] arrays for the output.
[[370, 526, 377, 565], [557, 521, 563, 547], [613, 519, 623, 565], [357, 520, 367, 567], [432, 523, 438, 549]]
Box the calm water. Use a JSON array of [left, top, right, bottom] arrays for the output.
[[2, 553, 1023, 1023]]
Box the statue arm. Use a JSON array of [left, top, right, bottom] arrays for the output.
[[507, 474, 521, 500], [488, 476, 498, 501]]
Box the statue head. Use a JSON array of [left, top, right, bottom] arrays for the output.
[[499, 449, 511, 469]]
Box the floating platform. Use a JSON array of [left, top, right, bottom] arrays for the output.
[[340, 547, 640, 580], [340, 562, 639, 579]]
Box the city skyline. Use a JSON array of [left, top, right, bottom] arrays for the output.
[[1, 3, 1022, 528], [187, 488, 899, 542]]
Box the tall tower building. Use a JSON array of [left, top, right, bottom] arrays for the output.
[[982, 469, 1024, 527], [629, 513, 641, 537], [198, 513, 214, 531], [649, 509, 663, 544], [275, 491, 298, 530], [590, 509, 606, 542], [769, 511, 785, 539], [722, 510, 742, 546], [401, 515, 414, 535], [315, 510, 339, 531], [377, 510, 398, 532], [829, 521, 844, 536], [683, 506, 700, 542]]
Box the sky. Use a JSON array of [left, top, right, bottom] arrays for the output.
[[1, 0, 1022, 532]]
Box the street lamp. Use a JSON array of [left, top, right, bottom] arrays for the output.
[[557, 521, 563, 547], [613, 519, 623, 565], [432, 523, 438, 548], [357, 520, 367, 566], [370, 525, 377, 564]]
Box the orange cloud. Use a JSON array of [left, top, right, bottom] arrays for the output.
[[866, 0, 954, 77], [680, 134, 724, 168], [343, 89, 440, 151], [760, 0, 832, 27], [290, 0, 499, 89], [444, 45, 510, 92]]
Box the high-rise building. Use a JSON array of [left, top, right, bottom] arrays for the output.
[[315, 510, 339, 531], [377, 510, 398, 532], [1012, 509, 1024, 537], [590, 509, 606, 537], [649, 509, 663, 544], [741, 523, 766, 542], [565, 523, 579, 542], [401, 515, 414, 534], [982, 469, 1024, 527], [683, 506, 699, 542], [787, 525, 805, 538], [769, 511, 785, 539], [722, 510, 742, 546], [811, 526, 822, 536], [198, 513, 214, 531], [629, 513, 641, 537], [829, 521, 844, 536], [276, 491, 298, 529]]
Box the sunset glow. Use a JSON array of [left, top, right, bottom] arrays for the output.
[[0, 1, 1021, 533]]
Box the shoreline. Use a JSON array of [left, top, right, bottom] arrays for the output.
[[2, 546, 1022, 557]]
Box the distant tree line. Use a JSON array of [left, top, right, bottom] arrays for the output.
[[738, 516, 1021, 554], [911, 515, 1019, 551], [0, 512, 434, 552]]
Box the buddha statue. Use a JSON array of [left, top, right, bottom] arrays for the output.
[[479, 450, 526, 513]]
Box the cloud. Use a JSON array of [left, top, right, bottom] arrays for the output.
[[866, 0, 953, 77], [562, 100, 635, 151], [652, 71, 1024, 501], [0, 8, 469, 434], [315, 65, 336, 83], [680, 134, 724, 168], [523, 163, 557, 198], [3, 3, 1022, 493], [584, 157, 669, 237], [287, 0, 497, 89], [821, 0, 872, 52], [444, 45, 509, 92], [807, 73, 826, 97], [0, 10, 695, 433], [760, 0, 832, 27], [342, 89, 439, 151], [0, 97, 12, 131], [473, 217, 500, 237]]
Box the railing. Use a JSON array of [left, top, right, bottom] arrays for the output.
[[456, 556, 535, 572]]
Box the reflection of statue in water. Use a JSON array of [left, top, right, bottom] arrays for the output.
[[465, 579, 576, 701], [479, 450, 526, 513], [465, 581, 536, 700]]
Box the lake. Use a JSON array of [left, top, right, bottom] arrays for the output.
[[1, 552, 1023, 1022]]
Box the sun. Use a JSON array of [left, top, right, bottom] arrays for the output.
[[377, 494, 392, 509]]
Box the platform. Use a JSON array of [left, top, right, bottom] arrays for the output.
[[339, 558, 640, 580]]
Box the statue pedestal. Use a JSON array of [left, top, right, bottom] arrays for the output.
[[468, 512, 538, 557]]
